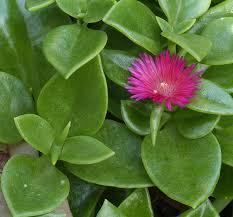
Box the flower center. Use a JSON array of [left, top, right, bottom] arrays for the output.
[[153, 81, 173, 96]]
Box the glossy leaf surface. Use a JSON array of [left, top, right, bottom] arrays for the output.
[[97, 200, 125, 217], [66, 120, 153, 188], [37, 56, 108, 137], [1, 155, 69, 217], [0, 72, 34, 144], [43, 24, 107, 79], [25, 0, 55, 11], [14, 114, 55, 154], [142, 124, 221, 208], [188, 79, 233, 115], [103, 0, 161, 54], [175, 110, 220, 139], [202, 18, 233, 65], [60, 136, 115, 164]]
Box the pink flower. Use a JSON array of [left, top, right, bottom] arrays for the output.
[[126, 51, 202, 111]]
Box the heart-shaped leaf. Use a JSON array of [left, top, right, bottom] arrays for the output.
[[215, 127, 233, 167], [119, 189, 153, 217], [43, 24, 107, 79], [101, 49, 135, 87], [14, 114, 55, 154], [175, 110, 220, 139], [158, 0, 211, 26], [203, 64, 233, 93], [202, 18, 233, 65], [0, 72, 34, 144], [60, 136, 115, 164], [103, 0, 161, 54], [25, 0, 55, 11], [179, 200, 219, 217], [142, 124, 221, 208], [66, 120, 153, 188], [188, 79, 233, 115], [1, 155, 69, 217], [37, 56, 108, 137], [161, 32, 212, 61], [213, 164, 233, 199]]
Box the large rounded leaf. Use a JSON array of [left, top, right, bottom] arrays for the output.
[[0, 72, 34, 144], [215, 127, 233, 167], [43, 24, 107, 79], [187, 79, 233, 115], [1, 155, 69, 217], [37, 56, 108, 137], [103, 0, 161, 54], [60, 136, 115, 164], [66, 120, 153, 188], [14, 114, 55, 154], [202, 18, 233, 65], [142, 124, 221, 208], [175, 109, 220, 139]]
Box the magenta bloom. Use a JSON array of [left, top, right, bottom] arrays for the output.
[[126, 51, 201, 111]]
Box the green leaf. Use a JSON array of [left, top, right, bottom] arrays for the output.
[[60, 136, 115, 164], [66, 120, 153, 188], [203, 64, 233, 93], [1, 155, 69, 217], [39, 212, 66, 217], [142, 124, 221, 208], [0, 72, 34, 144], [158, 0, 211, 25], [56, 0, 87, 18], [217, 116, 233, 129], [202, 18, 233, 65], [190, 0, 233, 33], [68, 175, 104, 217], [83, 0, 115, 23], [101, 49, 135, 87], [179, 200, 219, 217], [97, 200, 125, 217], [14, 114, 55, 154], [50, 122, 71, 165], [119, 189, 154, 217], [175, 109, 220, 139], [161, 32, 212, 61], [0, 0, 70, 98], [215, 127, 233, 167], [103, 0, 161, 54], [43, 24, 107, 79], [174, 19, 196, 34], [37, 56, 108, 137], [213, 164, 233, 199], [156, 16, 173, 32], [188, 79, 233, 115], [25, 0, 55, 11]]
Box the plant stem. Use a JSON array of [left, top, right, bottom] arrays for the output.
[[150, 104, 164, 146], [212, 198, 232, 213]]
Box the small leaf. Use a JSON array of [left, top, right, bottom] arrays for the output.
[[43, 24, 107, 79], [0, 72, 34, 144], [203, 64, 233, 93], [175, 109, 220, 139], [142, 124, 221, 208], [188, 79, 233, 115], [103, 0, 161, 54], [101, 49, 135, 87], [156, 16, 173, 32], [202, 18, 233, 65], [37, 56, 108, 136], [213, 164, 233, 199], [66, 120, 153, 188], [1, 155, 69, 217], [14, 114, 55, 154], [174, 19, 196, 34], [179, 200, 219, 217], [25, 0, 55, 11], [119, 189, 154, 217], [215, 127, 233, 167], [60, 136, 115, 164], [161, 32, 212, 61], [97, 200, 125, 217]]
